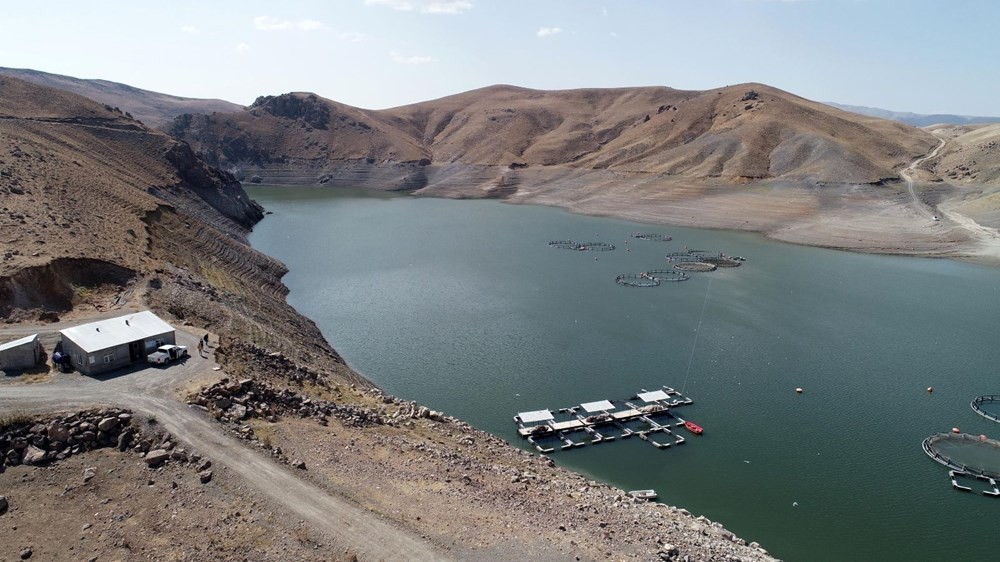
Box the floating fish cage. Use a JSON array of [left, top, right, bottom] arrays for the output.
[[615, 274, 660, 287], [514, 388, 696, 454], [972, 395, 1000, 423], [923, 432, 1000, 480], [673, 262, 717, 272], [548, 240, 616, 251], [644, 269, 689, 282], [632, 233, 673, 241]]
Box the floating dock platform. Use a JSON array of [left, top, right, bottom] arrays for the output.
[[514, 387, 695, 454]]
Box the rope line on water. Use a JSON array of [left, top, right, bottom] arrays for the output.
[[681, 276, 712, 394]]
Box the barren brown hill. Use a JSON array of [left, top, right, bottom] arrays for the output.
[[924, 123, 1000, 185], [0, 67, 242, 128], [170, 82, 937, 188], [0, 74, 352, 376]]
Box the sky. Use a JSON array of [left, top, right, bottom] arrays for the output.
[[2, 0, 997, 115]]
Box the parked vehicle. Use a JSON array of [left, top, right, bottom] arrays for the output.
[[147, 344, 187, 365]]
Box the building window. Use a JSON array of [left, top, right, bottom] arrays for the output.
[[88, 355, 95, 365], [103, 352, 114, 363]]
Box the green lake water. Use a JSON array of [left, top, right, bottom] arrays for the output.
[[246, 185, 1000, 562]]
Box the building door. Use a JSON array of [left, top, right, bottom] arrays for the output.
[[128, 340, 143, 362]]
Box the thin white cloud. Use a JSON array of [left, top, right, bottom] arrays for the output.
[[253, 16, 327, 31], [297, 19, 326, 30], [366, 0, 414, 10], [340, 31, 369, 43], [537, 26, 562, 38], [181, 25, 200, 34], [390, 51, 434, 64], [365, 0, 473, 14], [422, 1, 473, 13], [609, 31, 618, 37], [235, 42, 251, 54]]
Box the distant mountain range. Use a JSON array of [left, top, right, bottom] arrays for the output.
[[824, 102, 1000, 127], [0, 67, 242, 128]]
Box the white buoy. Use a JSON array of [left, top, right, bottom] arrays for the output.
[[795, 387, 803, 394], [952, 427, 960, 434], [927, 387, 933, 393]]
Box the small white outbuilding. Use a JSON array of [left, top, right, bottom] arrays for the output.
[[0, 333, 42, 372]]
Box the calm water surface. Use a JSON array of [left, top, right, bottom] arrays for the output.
[[247, 186, 1000, 562]]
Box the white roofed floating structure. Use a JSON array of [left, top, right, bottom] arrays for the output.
[[638, 390, 671, 403], [514, 386, 696, 453], [516, 409, 555, 424], [0, 333, 42, 371], [60, 311, 176, 376], [580, 399, 615, 413]]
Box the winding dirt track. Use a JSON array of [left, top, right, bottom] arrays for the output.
[[900, 135, 946, 219], [0, 327, 450, 562]]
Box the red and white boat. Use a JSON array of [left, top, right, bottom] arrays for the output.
[[683, 420, 704, 435]]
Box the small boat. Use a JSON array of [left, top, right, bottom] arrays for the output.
[[628, 489, 658, 500], [683, 420, 704, 435]]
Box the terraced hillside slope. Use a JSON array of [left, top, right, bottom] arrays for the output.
[[0, 74, 353, 377], [0, 67, 242, 128]]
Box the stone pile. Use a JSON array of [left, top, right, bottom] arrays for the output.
[[192, 377, 389, 428], [0, 409, 211, 477], [1, 409, 135, 471], [220, 340, 338, 386]]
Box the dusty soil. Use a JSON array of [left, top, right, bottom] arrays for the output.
[[0, 447, 353, 562]]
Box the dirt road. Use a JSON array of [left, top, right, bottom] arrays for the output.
[[0, 326, 451, 562], [900, 135, 946, 219]]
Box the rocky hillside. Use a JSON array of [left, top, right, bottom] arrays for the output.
[[0, 74, 357, 381], [925, 123, 1000, 185], [0, 67, 242, 128], [169, 83, 938, 190]]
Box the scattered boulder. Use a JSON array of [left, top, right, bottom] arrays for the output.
[[290, 459, 306, 470], [144, 449, 170, 467], [19, 547, 32, 560], [0, 495, 8, 513], [21, 445, 46, 466], [97, 417, 119, 432], [82, 467, 97, 483], [199, 470, 213, 484]]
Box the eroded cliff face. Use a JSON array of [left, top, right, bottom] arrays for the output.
[[0, 75, 354, 381]]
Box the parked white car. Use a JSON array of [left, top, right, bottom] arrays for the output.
[[147, 344, 188, 365]]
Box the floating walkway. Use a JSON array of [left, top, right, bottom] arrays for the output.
[[514, 387, 695, 454], [972, 395, 1000, 423], [949, 470, 1000, 497]]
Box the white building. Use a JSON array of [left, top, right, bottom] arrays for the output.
[[60, 311, 175, 375], [0, 333, 42, 372]]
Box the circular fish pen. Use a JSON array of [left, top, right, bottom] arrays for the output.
[[549, 240, 583, 250], [578, 242, 616, 251], [972, 395, 1000, 423], [615, 274, 660, 287], [701, 256, 742, 268], [644, 269, 689, 282], [632, 233, 672, 241], [673, 262, 717, 272], [923, 433, 1000, 479]]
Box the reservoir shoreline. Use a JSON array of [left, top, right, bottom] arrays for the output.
[[247, 185, 1000, 562]]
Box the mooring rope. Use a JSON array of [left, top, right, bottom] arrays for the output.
[[681, 276, 712, 394]]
